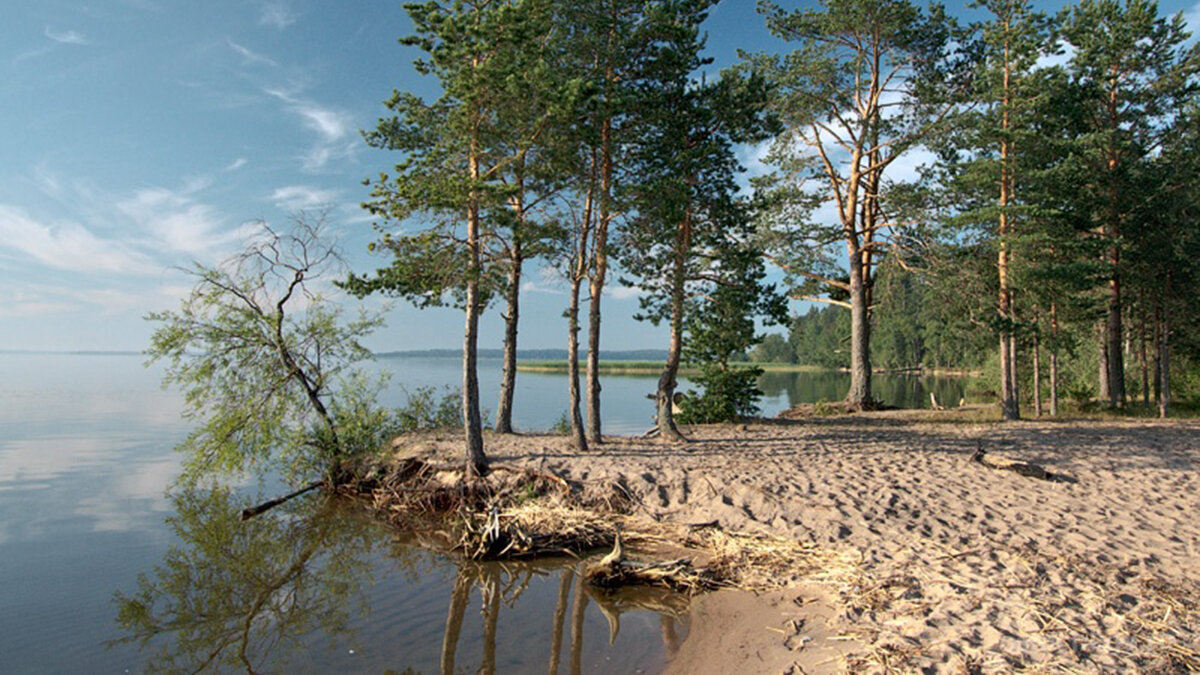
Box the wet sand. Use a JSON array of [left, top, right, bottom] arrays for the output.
[[410, 412, 1200, 672]]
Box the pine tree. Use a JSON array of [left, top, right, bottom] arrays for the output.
[[350, 0, 577, 475], [1058, 0, 1198, 406], [749, 0, 964, 409], [620, 6, 779, 439]]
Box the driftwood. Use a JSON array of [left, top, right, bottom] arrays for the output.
[[585, 530, 720, 593], [241, 480, 325, 520], [971, 442, 1059, 482]]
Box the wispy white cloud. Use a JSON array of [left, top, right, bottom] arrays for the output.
[[0, 205, 154, 274], [224, 157, 248, 172], [44, 26, 91, 46], [270, 185, 340, 211], [263, 88, 356, 171], [0, 279, 192, 320], [0, 299, 79, 318], [605, 285, 643, 301], [117, 185, 240, 257], [297, 105, 352, 141], [259, 2, 297, 30], [521, 280, 564, 296], [227, 39, 278, 67]]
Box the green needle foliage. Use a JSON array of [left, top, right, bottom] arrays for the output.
[[146, 216, 387, 485]]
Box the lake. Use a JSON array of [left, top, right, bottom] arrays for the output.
[[374, 355, 972, 435], [0, 352, 969, 672]]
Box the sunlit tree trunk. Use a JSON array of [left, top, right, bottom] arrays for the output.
[[1032, 330, 1042, 417], [1097, 322, 1110, 403], [1050, 303, 1060, 417], [997, 28, 1021, 421], [1159, 290, 1171, 419]]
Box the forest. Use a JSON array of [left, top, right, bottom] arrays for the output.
[[148, 0, 1200, 478]]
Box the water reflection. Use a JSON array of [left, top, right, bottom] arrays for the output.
[[115, 490, 688, 673], [758, 370, 971, 409], [438, 561, 689, 675], [112, 488, 380, 673]]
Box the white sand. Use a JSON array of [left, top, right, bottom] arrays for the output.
[[411, 412, 1200, 672]]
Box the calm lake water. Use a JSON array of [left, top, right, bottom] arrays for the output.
[[0, 352, 968, 673]]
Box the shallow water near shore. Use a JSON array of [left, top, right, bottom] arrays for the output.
[[0, 351, 967, 672]]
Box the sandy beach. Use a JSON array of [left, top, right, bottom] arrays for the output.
[[419, 411, 1200, 673]]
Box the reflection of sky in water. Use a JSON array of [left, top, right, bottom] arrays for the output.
[[0, 353, 190, 672]]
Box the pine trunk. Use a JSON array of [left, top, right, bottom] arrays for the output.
[[495, 247, 521, 434], [463, 271, 486, 476], [1032, 331, 1042, 417], [655, 210, 690, 442], [1153, 305, 1163, 403], [997, 52, 1019, 421], [1098, 324, 1110, 402], [1139, 307, 1150, 408], [1159, 292, 1171, 419], [463, 143, 487, 478], [586, 111, 614, 445], [1050, 303, 1060, 417], [567, 274, 588, 452], [846, 250, 872, 409], [1107, 269, 1125, 407]]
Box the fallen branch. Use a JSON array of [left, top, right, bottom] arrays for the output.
[[241, 480, 325, 520]]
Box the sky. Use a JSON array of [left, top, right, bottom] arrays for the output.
[[1, 0, 1197, 353]]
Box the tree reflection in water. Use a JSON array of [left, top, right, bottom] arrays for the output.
[[111, 487, 382, 673], [113, 488, 689, 673], [439, 559, 690, 675]]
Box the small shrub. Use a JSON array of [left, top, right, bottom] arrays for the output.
[[811, 399, 839, 416], [550, 411, 571, 435], [396, 386, 462, 432], [677, 363, 764, 424]]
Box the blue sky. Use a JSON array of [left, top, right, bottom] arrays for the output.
[[1, 0, 1196, 353]]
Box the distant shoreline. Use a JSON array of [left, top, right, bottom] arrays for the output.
[[515, 360, 830, 375], [515, 360, 978, 377], [0, 350, 979, 377]]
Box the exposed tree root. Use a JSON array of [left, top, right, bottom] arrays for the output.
[[335, 453, 856, 595]]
